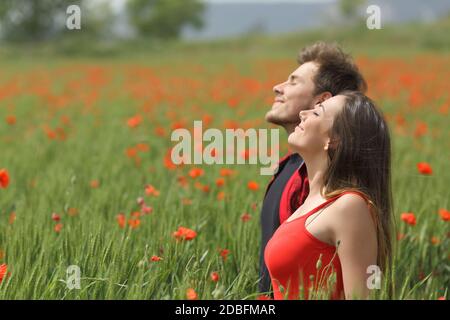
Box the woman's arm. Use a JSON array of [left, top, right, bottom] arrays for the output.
[[330, 194, 378, 300]]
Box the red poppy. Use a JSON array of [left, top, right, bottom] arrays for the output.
[[439, 209, 450, 222], [164, 148, 177, 170], [182, 198, 192, 205], [438, 103, 449, 115], [8, 212, 15, 225], [219, 248, 230, 262], [145, 184, 160, 197], [202, 114, 213, 126], [117, 213, 126, 228], [210, 271, 219, 282], [217, 191, 225, 201], [0, 264, 8, 283], [137, 197, 145, 206], [135, 143, 150, 152], [54, 223, 63, 233], [394, 113, 406, 128], [215, 178, 225, 187], [0, 169, 9, 189], [401, 213, 416, 226], [177, 176, 188, 188], [125, 147, 138, 159], [220, 168, 235, 177], [417, 162, 432, 175], [194, 182, 210, 193], [131, 211, 141, 218], [186, 288, 198, 300], [43, 125, 57, 140], [228, 97, 239, 108], [247, 181, 259, 191], [241, 149, 251, 160], [171, 121, 185, 130], [5, 115, 16, 125], [241, 213, 251, 222], [68, 208, 78, 217], [54, 127, 67, 141], [141, 205, 153, 215], [127, 114, 142, 128], [51, 213, 61, 222], [60, 115, 71, 126], [173, 226, 197, 241], [128, 218, 141, 229], [150, 255, 162, 262], [431, 236, 440, 245], [90, 180, 100, 188], [154, 127, 166, 137], [414, 121, 428, 138], [189, 168, 204, 179]]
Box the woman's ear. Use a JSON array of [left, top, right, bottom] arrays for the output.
[[327, 138, 340, 151], [324, 139, 330, 151]]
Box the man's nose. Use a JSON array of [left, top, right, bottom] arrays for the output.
[[273, 82, 284, 95]]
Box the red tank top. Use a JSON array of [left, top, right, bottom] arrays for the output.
[[264, 191, 370, 300]]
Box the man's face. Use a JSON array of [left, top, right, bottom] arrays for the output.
[[265, 61, 319, 128]]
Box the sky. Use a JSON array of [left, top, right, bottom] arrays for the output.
[[203, 0, 335, 3], [105, 0, 450, 40], [183, 0, 450, 40], [108, 0, 336, 10]]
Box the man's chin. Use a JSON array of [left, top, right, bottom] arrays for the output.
[[265, 110, 282, 125], [265, 113, 289, 127]]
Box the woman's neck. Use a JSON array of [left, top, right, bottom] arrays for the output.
[[303, 153, 328, 199]]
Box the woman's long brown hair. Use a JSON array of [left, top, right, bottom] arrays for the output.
[[324, 91, 393, 275]]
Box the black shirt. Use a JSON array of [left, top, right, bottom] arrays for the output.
[[259, 153, 303, 295]]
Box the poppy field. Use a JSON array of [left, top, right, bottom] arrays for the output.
[[0, 38, 449, 300]]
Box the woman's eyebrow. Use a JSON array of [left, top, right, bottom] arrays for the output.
[[319, 103, 326, 113]]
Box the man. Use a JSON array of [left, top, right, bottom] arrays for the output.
[[259, 41, 368, 295]]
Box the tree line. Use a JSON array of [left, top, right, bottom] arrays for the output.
[[0, 0, 205, 42]]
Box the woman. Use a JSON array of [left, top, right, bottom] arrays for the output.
[[264, 91, 393, 300]]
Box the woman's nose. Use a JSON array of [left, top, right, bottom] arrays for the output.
[[299, 110, 306, 122]]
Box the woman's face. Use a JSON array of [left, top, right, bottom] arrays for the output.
[[288, 94, 346, 155]]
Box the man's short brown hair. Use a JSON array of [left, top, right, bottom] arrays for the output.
[[297, 41, 367, 96]]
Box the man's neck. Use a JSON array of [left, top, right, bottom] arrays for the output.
[[283, 123, 297, 135]]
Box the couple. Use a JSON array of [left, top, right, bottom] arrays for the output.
[[259, 42, 393, 300]]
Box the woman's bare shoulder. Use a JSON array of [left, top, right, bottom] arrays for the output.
[[327, 193, 375, 235]]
